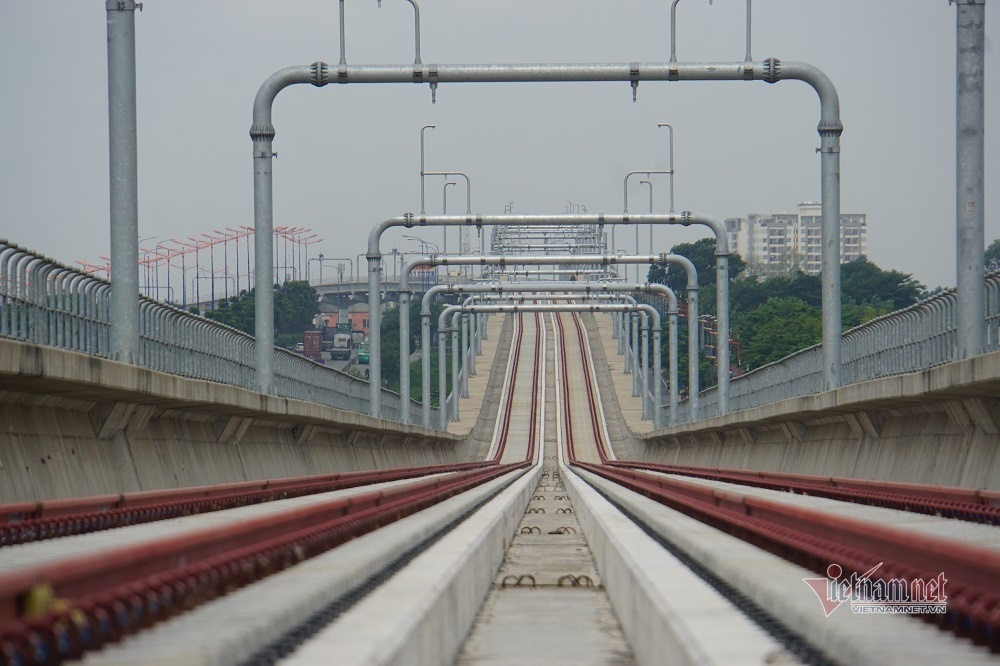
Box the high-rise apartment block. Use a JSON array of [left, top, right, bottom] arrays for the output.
[[725, 202, 867, 275]]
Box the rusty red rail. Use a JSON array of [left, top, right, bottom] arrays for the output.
[[555, 312, 611, 464], [574, 462, 1000, 651], [0, 312, 546, 664], [0, 461, 493, 547], [487, 312, 527, 464], [605, 461, 1000, 525], [0, 461, 528, 663], [551, 311, 1000, 651]]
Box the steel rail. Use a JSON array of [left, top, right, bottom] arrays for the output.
[[486, 313, 525, 464], [0, 461, 493, 546], [555, 312, 613, 465], [0, 463, 529, 663], [573, 462, 1000, 651], [0, 312, 546, 662], [572, 314, 614, 464], [606, 461, 1000, 526], [550, 308, 1000, 650]]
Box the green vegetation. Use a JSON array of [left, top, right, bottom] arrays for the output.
[[647, 241, 926, 389], [379, 301, 453, 406], [986, 238, 1000, 272], [204, 280, 320, 343]]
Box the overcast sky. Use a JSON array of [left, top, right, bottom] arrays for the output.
[[1, 1, 997, 291]]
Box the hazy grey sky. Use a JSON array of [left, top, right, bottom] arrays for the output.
[[1, 1, 997, 290]]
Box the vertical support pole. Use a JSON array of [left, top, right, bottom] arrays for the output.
[[400, 289, 411, 423], [438, 328, 448, 430], [716, 255, 730, 415], [668, 311, 677, 426], [687, 286, 700, 421], [107, 0, 140, 364], [469, 311, 477, 375], [367, 253, 382, 417], [250, 159, 275, 390], [422, 312, 432, 427], [820, 136, 844, 390], [625, 310, 633, 374], [462, 313, 471, 393], [451, 313, 460, 421], [956, 0, 986, 359], [631, 313, 639, 397], [655, 323, 664, 429], [641, 313, 650, 420]]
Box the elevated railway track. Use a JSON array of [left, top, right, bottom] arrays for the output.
[[0, 312, 998, 665]]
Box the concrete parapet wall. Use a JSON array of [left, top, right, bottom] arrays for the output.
[[637, 349, 1000, 489], [0, 338, 465, 503]]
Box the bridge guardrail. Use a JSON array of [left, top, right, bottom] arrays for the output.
[[683, 277, 1000, 421], [0, 240, 430, 423]]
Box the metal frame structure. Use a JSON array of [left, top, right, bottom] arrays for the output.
[[413, 279, 689, 428], [373, 214, 729, 420], [247, 59, 842, 405], [398, 249, 702, 422], [98, 2, 989, 432], [435, 301, 664, 430]]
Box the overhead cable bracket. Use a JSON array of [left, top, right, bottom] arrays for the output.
[[428, 65, 439, 103]]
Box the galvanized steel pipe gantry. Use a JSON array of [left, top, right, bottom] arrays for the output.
[[397, 246, 702, 421], [378, 214, 726, 419], [249, 57, 844, 401], [412, 279, 687, 427], [437, 301, 664, 429]]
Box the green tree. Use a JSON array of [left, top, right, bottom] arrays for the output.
[[647, 237, 747, 294], [205, 289, 256, 334], [275, 280, 320, 334], [737, 297, 822, 369], [380, 299, 451, 403], [205, 281, 320, 337], [986, 238, 1000, 272], [840, 258, 923, 311]]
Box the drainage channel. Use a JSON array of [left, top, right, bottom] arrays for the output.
[[455, 317, 635, 665]]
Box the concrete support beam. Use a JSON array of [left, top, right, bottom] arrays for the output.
[[779, 420, 806, 445], [293, 424, 319, 445], [961, 397, 1000, 434], [127, 405, 157, 435], [945, 400, 975, 434], [91, 402, 137, 439], [843, 412, 884, 439], [215, 416, 253, 444]]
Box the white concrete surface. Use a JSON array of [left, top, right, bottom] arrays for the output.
[[279, 462, 542, 666], [71, 470, 524, 666]]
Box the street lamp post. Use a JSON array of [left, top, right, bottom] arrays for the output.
[[657, 123, 676, 213], [443, 181, 456, 280], [138, 236, 156, 297], [621, 169, 670, 282], [403, 235, 439, 288], [419, 124, 435, 215], [640, 179, 653, 282], [337, 263, 345, 319]]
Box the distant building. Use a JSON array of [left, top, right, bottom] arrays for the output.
[[726, 202, 867, 276]]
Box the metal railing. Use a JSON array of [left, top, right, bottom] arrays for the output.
[[9, 237, 1000, 428], [686, 277, 1000, 421], [0, 240, 428, 422]]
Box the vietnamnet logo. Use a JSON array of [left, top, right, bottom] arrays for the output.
[[803, 563, 948, 617]]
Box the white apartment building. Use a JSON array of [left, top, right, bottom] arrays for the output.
[[726, 202, 867, 275]]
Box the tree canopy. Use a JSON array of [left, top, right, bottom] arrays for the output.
[[650, 246, 926, 385], [986, 238, 1000, 272], [204, 280, 320, 338], [647, 237, 747, 295]]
